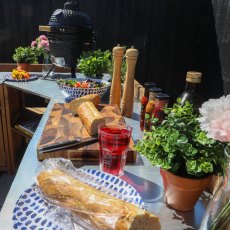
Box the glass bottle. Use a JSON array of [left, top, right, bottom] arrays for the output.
[[42, 53, 54, 78], [152, 93, 170, 125], [140, 82, 158, 130], [200, 145, 230, 230], [178, 71, 202, 111], [144, 87, 162, 131]]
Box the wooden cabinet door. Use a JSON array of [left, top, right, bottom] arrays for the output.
[[0, 84, 9, 171], [0, 112, 6, 167]]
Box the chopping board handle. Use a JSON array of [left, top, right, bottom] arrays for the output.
[[109, 45, 125, 107], [121, 47, 139, 118]]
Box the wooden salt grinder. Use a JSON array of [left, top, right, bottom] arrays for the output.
[[109, 45, 124, 107], [121, 48, 139, 118]]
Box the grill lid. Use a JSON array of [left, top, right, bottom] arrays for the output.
[[48, 1, 92, 29]]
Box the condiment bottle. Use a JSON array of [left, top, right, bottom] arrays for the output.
[[178, 71, 202, 111], [153, 93, 170, 125], [144, 87, 162, 131], [140, 82, 157, 130], [109, 45, 125, 107], [121, 47, 139, 118]]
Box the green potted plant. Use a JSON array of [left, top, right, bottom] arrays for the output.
[[12, 46, 38, 71], [77, 49, 112, 79], [136, 100, 227, 211]]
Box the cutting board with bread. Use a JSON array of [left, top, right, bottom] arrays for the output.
[[37, 94, 137, 162]]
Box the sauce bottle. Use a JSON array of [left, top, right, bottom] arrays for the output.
[[140, 82, 157, 130], [153, 93, 170, 125], [144, 87, 162, 131]]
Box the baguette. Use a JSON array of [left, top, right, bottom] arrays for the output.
[[69, 94, 100, 115], [78, 101, 105, 135], [37, 169, 161, 230], [100, 104, 123, 124]]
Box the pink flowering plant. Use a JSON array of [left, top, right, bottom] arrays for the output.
[[199, 95, 230, 230], [199, 95, 230, 143], [31, 35, 50, 57]]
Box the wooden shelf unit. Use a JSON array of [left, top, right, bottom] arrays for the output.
[[3, 85, 48, 173]]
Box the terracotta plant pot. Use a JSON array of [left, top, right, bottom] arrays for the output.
[[160, 168, 212, 211], [17, 63, 30, 71]]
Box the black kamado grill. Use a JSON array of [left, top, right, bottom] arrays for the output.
[[39, 1, 95, 78]]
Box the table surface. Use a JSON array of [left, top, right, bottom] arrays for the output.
[[0, 73, 211, 230]]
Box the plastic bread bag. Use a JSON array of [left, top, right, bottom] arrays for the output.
[[35, 158, 161, 230]]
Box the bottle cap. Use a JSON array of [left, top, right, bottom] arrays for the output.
[[155, 93, 170, 100], [149, 87, 162, 93], [144, 82, 157, 89], [186, 71, 202, 83]]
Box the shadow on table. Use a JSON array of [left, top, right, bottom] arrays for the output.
[[126, 152, 145, 166], [132, 112, 140, 121], [73, 153, 145, 168], [174, 192, 211, 230], [121, 171, 210, 230], [121, 171, 164, 203]]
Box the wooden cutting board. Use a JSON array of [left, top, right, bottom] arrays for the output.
[[37, 103, 137, 162]]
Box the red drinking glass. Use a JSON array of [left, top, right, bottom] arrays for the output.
[[98, 122, 133, 176]]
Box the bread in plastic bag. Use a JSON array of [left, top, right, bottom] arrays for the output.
[[35, 158, 161, 230]]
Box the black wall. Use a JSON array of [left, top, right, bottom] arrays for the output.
[[0, 0, 224, 102]]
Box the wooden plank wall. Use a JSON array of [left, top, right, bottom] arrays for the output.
[[0, 0, 224, 102]]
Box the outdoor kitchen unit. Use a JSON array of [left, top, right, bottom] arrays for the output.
[[39, 1, 95, 78]]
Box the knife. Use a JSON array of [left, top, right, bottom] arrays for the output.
[[37, 137, 98, 153]]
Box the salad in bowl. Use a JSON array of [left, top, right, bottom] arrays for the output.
[[57, 78, 110, 100]]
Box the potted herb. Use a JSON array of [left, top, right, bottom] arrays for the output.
[[77, 49, 112, 79], [136, 100, 226, 211], [12, 46, 38, 71]]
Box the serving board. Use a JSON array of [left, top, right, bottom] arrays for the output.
[[37, 103, 137, 162]]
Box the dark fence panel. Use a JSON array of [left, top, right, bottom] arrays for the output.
[[0, 0, 224, 101]]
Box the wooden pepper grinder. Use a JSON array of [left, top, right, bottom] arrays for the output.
[[109, 45, 124, 107], [121, 47, 139, 117]]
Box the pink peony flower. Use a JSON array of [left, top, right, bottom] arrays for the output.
[[198, 95, 230, 142], [30, 34, 50, 55], [31, 40, 37, 47], [39, 35, 48, 41], [38, 40, 49, 51]]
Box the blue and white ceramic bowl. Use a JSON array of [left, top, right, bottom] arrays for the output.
[[13, 169, 144, 230], [57, 78, 110, 101]]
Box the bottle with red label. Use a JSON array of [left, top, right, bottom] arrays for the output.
[[140, 82, 157, 130], [152, 93, 170, 125]]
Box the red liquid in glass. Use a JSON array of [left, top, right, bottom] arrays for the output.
[[99, 126, 131, 176]]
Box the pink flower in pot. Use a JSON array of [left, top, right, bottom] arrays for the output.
[[31, 34, 50, 54]]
